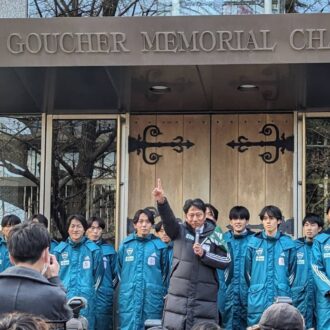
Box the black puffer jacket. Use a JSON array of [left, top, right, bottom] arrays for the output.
[[158, 200, 231, 330]]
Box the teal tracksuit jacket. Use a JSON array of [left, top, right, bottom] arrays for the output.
[[54, 237, 103, 330], [311, 232, 330, 330], [245, 230, 297, 326], [292, 238, 316, 329], [117, 233, 169, 330]]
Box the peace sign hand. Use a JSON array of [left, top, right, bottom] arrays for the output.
[[152, 178, 165, 204]]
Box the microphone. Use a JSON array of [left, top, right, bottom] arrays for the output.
[[195, 227, 201, 244]]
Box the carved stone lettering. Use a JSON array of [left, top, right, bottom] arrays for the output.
[[141, 30, 276, 53], [290, 28, 330, 50], [7, 32, 131, 54]]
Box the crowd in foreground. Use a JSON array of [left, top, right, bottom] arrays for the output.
[[0, 178, 329, 330]]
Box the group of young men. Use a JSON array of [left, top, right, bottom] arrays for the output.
[[0, 181, 330, 330]]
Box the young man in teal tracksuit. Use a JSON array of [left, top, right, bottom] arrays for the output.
[[218, 206, 254, 330], [86, 216, 117, 330], [117, 208, 169, 330], [0, 214, 21, 272], [54, 214, 104, 330], [292, 213, 323, 329], [155, 220, 173, 284], [312, 220, 330, 329], [245, 205, 297, 326]]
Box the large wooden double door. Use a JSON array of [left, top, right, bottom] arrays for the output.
[[128, 114, 293, 230]]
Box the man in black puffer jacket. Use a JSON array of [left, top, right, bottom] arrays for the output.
[[153, 179, 231, 330]]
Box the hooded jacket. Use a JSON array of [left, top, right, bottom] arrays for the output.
[[311, 232, 330, 330], [292, 238, 316, 329], [117, 233, 169, 330], [245, 230, 296, 326], [158, 199, 231, 330], [54, 237, 103, 330], [95, 240, 117, 330], [0, 237, 11, 272], [218, 229, 255, 330]]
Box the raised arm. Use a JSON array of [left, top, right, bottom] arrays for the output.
[[152, 178, 180, 240]]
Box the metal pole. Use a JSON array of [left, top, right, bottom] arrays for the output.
[[264, 0, 272, 13], [172, 0, 180, 16]]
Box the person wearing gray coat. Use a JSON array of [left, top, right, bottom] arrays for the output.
[[153, 179, 231, 330], [0, 222, 72, 322]]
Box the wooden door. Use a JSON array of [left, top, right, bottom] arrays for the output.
[[128, 114, 293, 232]]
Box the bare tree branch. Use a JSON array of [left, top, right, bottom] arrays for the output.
[[0, 160, 39, 186]]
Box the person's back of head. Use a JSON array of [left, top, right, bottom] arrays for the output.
[[8, 222, 50, 264], [191, 321, 221, 330], [259, 302, 305, 330], [0, 312, 49, 330]]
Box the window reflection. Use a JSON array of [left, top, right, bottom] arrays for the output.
[[0, 116, 41, 220], [306, 118, 330, 221], [51, 119, 117, 243]]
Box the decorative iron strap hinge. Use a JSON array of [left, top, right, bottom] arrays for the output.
[[129, 125, 194, 165], [227, 123, 294, 164]]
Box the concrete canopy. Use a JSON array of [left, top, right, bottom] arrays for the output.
[[0, 14, 330, 113]]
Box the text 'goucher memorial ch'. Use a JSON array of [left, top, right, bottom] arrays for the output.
[[6, 28, 330, 55]]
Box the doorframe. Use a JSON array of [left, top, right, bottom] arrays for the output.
[[39, 114, 125, 248], [302, 112, 330, 228]]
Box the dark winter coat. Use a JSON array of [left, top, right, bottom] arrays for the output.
[[0, 266, 72, 321], [158, 200, 231, 330]]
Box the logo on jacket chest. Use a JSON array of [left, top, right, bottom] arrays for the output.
[[60, 252, 70, 266], [278, 252, 286, 266], [83, 256, 91, 269], [297, 251, 305, 265], [148, 252, 157, 266], [256, 248, 264, 262], [125, 248, 134, 262], [324, 244, 330, 258], [185, 233, 194, 241]]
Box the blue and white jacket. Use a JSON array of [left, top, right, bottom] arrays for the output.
[[245, 230, 296, 326], [312, 232, 330, 330]]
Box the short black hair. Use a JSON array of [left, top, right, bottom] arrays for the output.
[[229, 206, 250, 221], [205, 203, 219, 220], [28, 214, 49, 228], [183, 198, 206, 214], [154, 221, 164, 232], [133, 208, 155, 225], [303, 213, 324, 228], [259, 205, 283, 221], [8, 223, 50, 264], [87, 216, 106, 230], [67, 214, 88, 232], [1, 214, 21, 228]]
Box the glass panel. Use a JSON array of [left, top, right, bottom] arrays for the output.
[[28, 0, 285, 17], [0, 116, 41, 220], [306, 118, 330, 220], [51, 119, 117, 243]]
